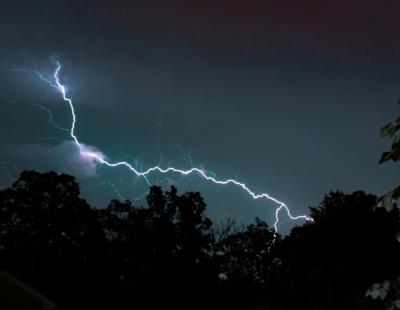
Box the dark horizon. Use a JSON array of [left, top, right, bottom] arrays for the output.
[[0, 169, 399, 310]]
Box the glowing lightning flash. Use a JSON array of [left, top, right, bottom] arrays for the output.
[[35, 60, 312, 233]]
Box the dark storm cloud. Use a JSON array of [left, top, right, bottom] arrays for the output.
[[0, 0, 399, 232], [0, 141, 103, 178], [2, 0, 400, 50], [93, 0, 400, 58]]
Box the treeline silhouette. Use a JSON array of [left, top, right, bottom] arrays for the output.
[[0, 170, 399, 310]]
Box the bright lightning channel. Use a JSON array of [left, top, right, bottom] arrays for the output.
[[35, 59, 312, 233]]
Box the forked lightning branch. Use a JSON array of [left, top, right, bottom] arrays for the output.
[[31, 59, 312, 233]]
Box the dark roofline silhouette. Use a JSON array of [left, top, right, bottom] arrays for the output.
[[0, 271, 58, 310]]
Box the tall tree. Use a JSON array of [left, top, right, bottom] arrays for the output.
[[0, 170, 105, 309]]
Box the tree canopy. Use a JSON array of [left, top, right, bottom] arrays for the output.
[[0, 170, 399, 310]]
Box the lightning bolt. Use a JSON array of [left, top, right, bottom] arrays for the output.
[[84, 180, 128, 201], [33, 59, 311, 233], [7, 99, 69, 133], [0, 161, 19, 188]]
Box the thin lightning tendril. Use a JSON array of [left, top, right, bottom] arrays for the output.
[[7, 99, 69, 133], [35, 60, 312, 233], [84, 180, 127, 201]]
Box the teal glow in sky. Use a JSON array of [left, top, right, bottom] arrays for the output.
[[0, 0, 399, 232]]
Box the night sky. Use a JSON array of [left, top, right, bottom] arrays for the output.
[[0, 0, 399, 232]]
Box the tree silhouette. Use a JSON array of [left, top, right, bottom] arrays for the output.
[[0, 170, 105, 309], [1, 170, 399, 310], [277, 191, 400, 310], [367, 103, 400, 308], [214, 218, 282, 309], [94, 185, 216, 309], [217, 218, 279, 285]]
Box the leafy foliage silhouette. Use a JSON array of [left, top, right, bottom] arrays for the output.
[[366, 103, 400, 309], [277, 191, 400, 310], [0, 170, 399, 310]]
